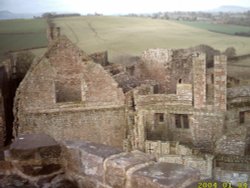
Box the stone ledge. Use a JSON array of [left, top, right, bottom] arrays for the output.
[[131, 162, 200, 188]]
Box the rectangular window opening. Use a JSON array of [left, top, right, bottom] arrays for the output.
[[183, 115, 189, 129], [155, 113, 164, 124], [153, 85, 159, 94], [175, 114, 189, 129], [239, 111, 245, 124], [175, 114, 182, 128], [55, 80, 82, 103]]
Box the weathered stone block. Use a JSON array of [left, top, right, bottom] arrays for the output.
[[7, 134, 62, 177], [104, 150, 155, 188], [131, 162, 200, 188], [63, 140, 122, 182], [9, 134, 61, 160]]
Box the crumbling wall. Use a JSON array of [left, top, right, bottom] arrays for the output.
[[14, 36, 125, 148], [132, 82, 225, 152], [215, 126, 247, 156], [19, 107, 125, 148], [140, 49, 193, 93], [191, 111, 225, 152], [89, 51, 108, 66]]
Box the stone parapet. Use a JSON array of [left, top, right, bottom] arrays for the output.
[[62, 140, 201, 188]]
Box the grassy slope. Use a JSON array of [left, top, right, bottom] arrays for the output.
[[54, 16, 250, 61], [0, 19, 48, 59], [176, 21, 250, 35]]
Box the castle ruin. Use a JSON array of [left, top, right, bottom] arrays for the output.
[[0, 32, 249, 186]]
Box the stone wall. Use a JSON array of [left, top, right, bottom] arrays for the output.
[[215, 126, 247, 156], [133, 86, 225, 152], [14, 36, 125, 148], [191, 111, 225, 152], [18, 106, 125, 148], [62, 140, 200, 188], [139, 49, 193, 93]]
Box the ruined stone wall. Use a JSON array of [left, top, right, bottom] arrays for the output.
[[140, 49, 193, 93], [215, 126, 247, 156], [89, 51, 108, 66], [191, 111, 225, 152], [135, 94, 192, 108], [14, 36, 125, 148], [133, 92, 225, 152], [132, 82, 225, 152], [18, 107, 125, 148]]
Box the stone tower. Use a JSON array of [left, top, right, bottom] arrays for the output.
[[193, 53, 206, 109], [214, 55, 227, 111]]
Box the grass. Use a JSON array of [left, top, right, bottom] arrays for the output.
[[54, 16, 250, 61], [176, 21, 250, 35], [0, 19, 48, 60]]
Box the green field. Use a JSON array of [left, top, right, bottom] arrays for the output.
[[176, 21, 250, 35], [0, 19, 48, 60], [54, 16, 250, 61]]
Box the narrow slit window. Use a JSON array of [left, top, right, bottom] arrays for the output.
[[239, 112, 245, 124], [175, 114, 182, 128], [183, 115, 189, 129], [153, 85, 159, 94]]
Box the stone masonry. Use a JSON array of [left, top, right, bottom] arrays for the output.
[[62, 140, 200, 188], [12, 35, 250, 186], [14, 36, 125, 148]]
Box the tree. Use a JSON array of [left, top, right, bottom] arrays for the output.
[[223, 47, 236, 58]]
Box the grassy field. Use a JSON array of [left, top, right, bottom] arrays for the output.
[[54, 16, 250, 61], [0, 19, 48, 60], [176, 21, 250, 35]]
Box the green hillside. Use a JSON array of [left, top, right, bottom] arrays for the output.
[[176, 21, 250, 35], [0, 19, 48, 59], [54, 16, 250, 61]]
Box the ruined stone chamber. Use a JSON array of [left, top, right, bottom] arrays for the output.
[[14, 36, 126, 148], [122, 48, 250, 183]]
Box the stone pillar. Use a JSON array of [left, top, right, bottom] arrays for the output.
[[136, 111, 146, 151], [214, 55, 227, 111], [193, 53, 206, 109]]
